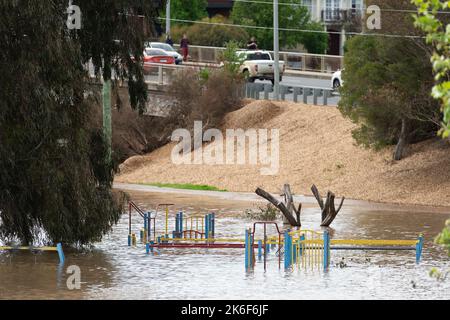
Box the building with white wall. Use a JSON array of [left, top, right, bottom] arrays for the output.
[[302, 0, 364, 55]]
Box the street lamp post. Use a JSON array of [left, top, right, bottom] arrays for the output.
[[166, 0, 171, 35], [273, 0, 280, 100]]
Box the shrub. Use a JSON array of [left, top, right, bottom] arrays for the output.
[[245, 204, 280, 221]]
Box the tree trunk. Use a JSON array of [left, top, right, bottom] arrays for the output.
[[393, 118, 408, 161], [311, 185, 345, 227], [255, 187, 301, 227]]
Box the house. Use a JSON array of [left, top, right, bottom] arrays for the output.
[[302, 0, 364, 55], [204, 0, 364, 55]]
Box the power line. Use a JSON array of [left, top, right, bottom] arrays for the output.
[[158, 17, 426, 39]]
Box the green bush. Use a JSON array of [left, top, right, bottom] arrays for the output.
[[338, 35, 440, 159], [230, 0, 328, 53], [169, 15, 249, 48]]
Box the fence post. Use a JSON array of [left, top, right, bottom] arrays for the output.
[[158, 65, 163, 85], [313, 89, 319, 105], [293, 87, 299, 103], [280, 85, 286, 101], [323, 230, 330, 270], [323, 90, 329, 106], [264, 84, 271, 100], [303, 87, 308, 104], [416, 234, 424, 264]]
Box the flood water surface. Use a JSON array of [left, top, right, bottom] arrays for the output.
[[1, 188, 450, 300]]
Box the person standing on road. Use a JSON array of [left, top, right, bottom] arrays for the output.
[[247, 37, 258, 50], [165, 34, 173, 46], [180, 34, 189, 62]]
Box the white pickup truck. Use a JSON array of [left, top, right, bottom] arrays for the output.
[[237, 50, 285, 85]]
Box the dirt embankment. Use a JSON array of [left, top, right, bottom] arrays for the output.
[[116, 100, 450, 207]]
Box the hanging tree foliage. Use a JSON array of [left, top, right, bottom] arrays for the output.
[[0, 1, 162, 246]]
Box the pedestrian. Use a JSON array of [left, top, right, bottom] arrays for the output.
[[180, 34, 189, 62], [247, 37, 258, 50], [165, 34, 173, 47]]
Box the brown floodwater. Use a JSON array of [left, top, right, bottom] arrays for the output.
[[1, 185, 450, 300]]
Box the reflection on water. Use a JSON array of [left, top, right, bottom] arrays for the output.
[[1, 190, 449, 300]]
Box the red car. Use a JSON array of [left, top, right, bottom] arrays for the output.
[[143, 48, 175, 66]]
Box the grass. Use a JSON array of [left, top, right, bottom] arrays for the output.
[[144, 183, 228, 192]]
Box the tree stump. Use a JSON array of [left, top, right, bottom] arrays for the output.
[[311, 185, 344, 227]]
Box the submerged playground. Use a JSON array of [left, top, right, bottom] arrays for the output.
[[1, 189, 449, 299], [126, 200, 424, 272]]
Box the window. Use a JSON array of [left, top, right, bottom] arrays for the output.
[[325, 0, 340, 21], [246, 53, 271, 61]]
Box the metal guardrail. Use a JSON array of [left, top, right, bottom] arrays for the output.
[[143, 62, 221, 86], [173, 44, 344, 74], [245, 82, 335, 106]]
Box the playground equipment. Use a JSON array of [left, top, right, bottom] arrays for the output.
[[127, 201, 424, 271], [0, 243, 65, 264], [245, 227, 424, 271]]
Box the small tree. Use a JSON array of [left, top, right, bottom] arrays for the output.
[[338, 0, 444, 160], [230, 0, 328, 53], [163, 0, 208, 25], [219, 41, 246, 77]]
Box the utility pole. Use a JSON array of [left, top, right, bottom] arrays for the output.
[[273, 0, 280, 100], [166, 0, 171, 35]]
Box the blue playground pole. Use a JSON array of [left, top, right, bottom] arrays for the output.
[[258, 240, 262, 261], [150, 241, 155, 254], [245, 229, 249, 270], [266, 243, 270, 254], [180, 211, 183, 238], [293, 243, 297, 264], [210, 213, 215, 237], [56, 243, 65, 264], [299, 234, 305, 256], [128, 234, 132, 246], [205, 214, 209, 239], [416, 234, 424, 264], [323, 230, 330, 270], [146, 242, 150, 255], [284, 230, 292, 269]]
